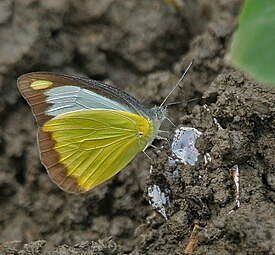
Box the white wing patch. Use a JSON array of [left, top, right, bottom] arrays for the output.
[[45, 86, 131, 116]]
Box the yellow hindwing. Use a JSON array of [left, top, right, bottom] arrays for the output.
[[40, 109, 154, 192]]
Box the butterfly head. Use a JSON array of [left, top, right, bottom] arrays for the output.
[[147, 106, 167, 131]]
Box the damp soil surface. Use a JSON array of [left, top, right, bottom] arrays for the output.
[[0, 1, 274, 255]]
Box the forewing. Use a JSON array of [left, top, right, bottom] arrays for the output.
[[39, 109, 152, 193], [17, 72, 148, 126]]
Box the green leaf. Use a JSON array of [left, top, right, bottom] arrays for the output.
[[228, 0, 275, 85]]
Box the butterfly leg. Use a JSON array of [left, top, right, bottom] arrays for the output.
[[142, 150, 152, 160], [156, 135, 169, 143], [165, 117, 176, 127]]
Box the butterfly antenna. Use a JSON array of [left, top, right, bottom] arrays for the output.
[[186, 97, 200, 104], [160, 59, 194, 108], [165, 101, 182, 106]]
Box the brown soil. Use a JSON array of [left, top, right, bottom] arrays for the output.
[[0, 1, 274, 254]]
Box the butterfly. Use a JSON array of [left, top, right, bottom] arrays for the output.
[[17, 61, 192, 193]]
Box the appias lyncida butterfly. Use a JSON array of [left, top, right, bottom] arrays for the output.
[[17, 62, 192, 193]]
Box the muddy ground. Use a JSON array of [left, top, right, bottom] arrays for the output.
[[0, 0, 274, 254]]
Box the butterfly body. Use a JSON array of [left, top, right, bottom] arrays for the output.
[[18, 72, 166, 193]]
